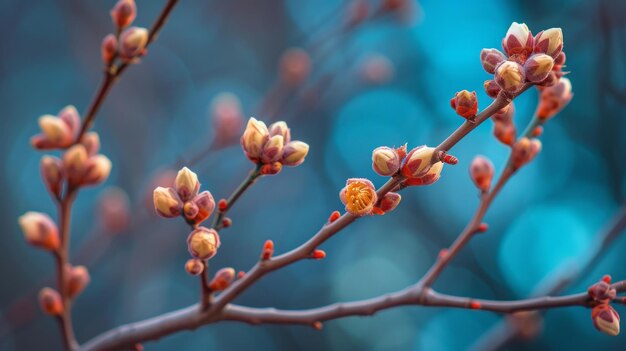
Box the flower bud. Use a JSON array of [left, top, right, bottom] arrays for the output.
[[211, 93, 244, 146], [480, 48, 506, 74], [511, 137, 541, 169], [592, 304, 620, 336], [588, 281, 617, 303], [208, 267, 236, 291], [261, 240, 274, 260], [377, 192, 401, 213], [403, 162, 444, 186], [98, 187, 131, 234], [18, 212, 60, 251], [281, 141, 309, 166], [470, 156, 494, 192], [39, 288, 63, 315], [494, 61, 526, 94], [119, 27, 148, 60], [372, 146, 400, 176], [183, 201, 199, 219], [58, 105, 80, 137], [260, 162, 283, 175], [554, 52, 566, 68], [492, 121, 516, 146], [533, 28, 563, 59], [37, 115, 72, 146], [241, 117, 270, 161], [502, 22, 534, 58], [63, 144, 88, 184], [261, 135, 284, 164], [359, 54, 394, 85], [185, 258, 204, 276], [484, 80, 502, 98], [491, 103, 515, 123], [187, 227, 220, 260], [537, 77, 573, 120], [101, 34, 118, 65], [279, 48, 311, 86], [174, 167, 200, 201], [268, 121, 291, 143], [82, 154, 112, 186], [401, 146, 436, 178], [450, 90, 478, 119], [339, 178, 377, 216], [189, 191, 215, 225], [67, 265, 90, 298], [153, 186, 183, 218], [524, 54, 554, 83], [111, 0, 137, 29], [81, 132, 101, 156], [40, 156, 64, 198]]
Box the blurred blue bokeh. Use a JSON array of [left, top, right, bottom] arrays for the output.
[[1, 0, 626, 350]]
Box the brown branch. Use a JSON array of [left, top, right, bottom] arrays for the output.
[[210, 165, 263, 230]]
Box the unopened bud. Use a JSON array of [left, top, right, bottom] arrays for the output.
[[372, 146, 400, 176], [537, 77, 573, 120], [495, 61, 526, 93], [188, 191, 215, 225], [260, 162, 282, 175], [281, 141, 309, 166], [377, 192, 401, 213], [261, 240, 274, 260], [491, 103, 515, 123], [40, 156, 64, 198], [312, 249, 326, 260], [511, 137, 541, 169], [450, 90, 478, 119], [185, 258, 204, 276], [401, 146, 436, 178], [339, 178, 377, 216], [81, 132, 101, 156], [480, 48, 506, 74], [18, 212, 60, 251], [153, 186, 183, 218], [39, 288, 63, 315], [470, 156, 494, 192], [187, 227, 220, 260], [111, 0, 137, 29], [524, 54, 554, 83], [67, 265, 90, 298], [592, 304, 620, 336], [268, 121, 291, 143], [241, 117, 270, 161], [493, 121, 516, 146], [261, 135, 284, 164], [484, 80, 501, 98], [502, 22, 534, 58], [101, 34, 118, 65], [119, 27, 148, 61], [402, 161, 444, 186], [588, 281, 617, 303], [175, 167, 200, 201], [328, 210, 341, 223], [279, 48, 311, 86], [82, 154, 112, 186], [533, 28, 563, 59], [208, 267, 236, 291], [36, 115, 72, 147], [63, 144, 88, 184]]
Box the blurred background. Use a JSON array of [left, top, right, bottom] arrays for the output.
[[1, 0, 626, 350]]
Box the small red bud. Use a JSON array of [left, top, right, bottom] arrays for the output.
[[470, 156, 495, 193], [312, 250, 326, 260], [602, 275, 612, 284], [237, 271, 246, 279], [134, 344, 144, 351], [208, 267, 236, 291], [477, 223, 489, 233], [438, 248, 449, 259], [533, 126, 543, 137], [439, 153, 458, 165], [329, 210, 341, 223], [470, 301, 482, 310], [218, 199, 228, 211], [222, 217, 232, 228], [313, 321, 323, 330], [261, 240, 274, 260]]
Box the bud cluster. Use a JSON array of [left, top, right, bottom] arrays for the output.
[[240, 118, 309, 175], [482, 23, 565, 97], [153, 167, 216, 226], [61, 133, 112, 189], [31, 106, 81, 150], [102, 0, 148, 65]]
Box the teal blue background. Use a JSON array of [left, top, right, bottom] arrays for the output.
[[1, 0, 626, 350]]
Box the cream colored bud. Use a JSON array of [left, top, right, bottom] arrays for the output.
[[502, 22, 533, 57], [401, 146, 436, 178], [268, 121, 291, 143], [261, 135, 284, 164], [187, 227, 221, 260], [281, 141, 309, 166], [153, 186, 183, 218], [119, 26, 148, 60], [82, 155, 112, 186], [39, 115, 71, 144], [18, 212, 60, 251], [524, 54, 554, 83], [241, 117, 269, 160], [494, 61, 526, 93], [372, 146, 400, 176], [534, 28, 563, 59], [174, 167, 200, 201]]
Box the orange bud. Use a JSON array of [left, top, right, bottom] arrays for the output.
[[469, 156, 494, 192], [67, 265, 90, 298], [185, 258, 204, 276], [208, 267, 236, 291], [111, 0, 137, 29], [328, 210, 341, 223], [450, 90, 478, 119], [39, 287, 63, 315], [312, 250, 326, 260], [18, 212, 60, 251], [261, 240, 274, 260]]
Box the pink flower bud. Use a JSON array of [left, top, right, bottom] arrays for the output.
[[372, 146, 401, 176], [491, 103, 515, 123], [377, 192, 401, 213], [492, 121, 516, 146], [511, 137, 542, 169], [450, 90, 478, 119], [241, 117, 270, 161], [208, 267, 236, 291], [81, 132, 101, 156], [111, 0, 137, 29], [211, 92, 244, 146], [40, 156, 64, 198], [98, 187, 131, 234], [268, 121, 291, 144], [403, 162, 444, 186], [480, 48, 506, 74], [188, 191, 215, 225], [153, 186, 183, 218], [18, 212, 60, 251], [31, 106, 80, 150], [281, 141, 309, 166], [592, 304, 620, 336], [502, 22, 534, 58], [279, 48, 311, 86], [401, 146, 436, 178], [484, 80, 502, 98], [533, 28, 563, 59], [494, 61, 526, 94], [187, 227, 220, 260], [524, 54, 554, 83], [185, 258, 204, 276], [58, 105, 81, 138], [261, 135, 284, 164], [101, 34, 118, 65], [119, 27, 148, 61], [63, 144, 88, 185], [39, 287, 63, 315], [82, 154, 112, 186], [174, 167, 200, 201], [470, 156, 494, 192], [359, 54, 394, 84], [537, 77, 573, 120], [339, 178, 377, 216], [67, 265, 90, 298]]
